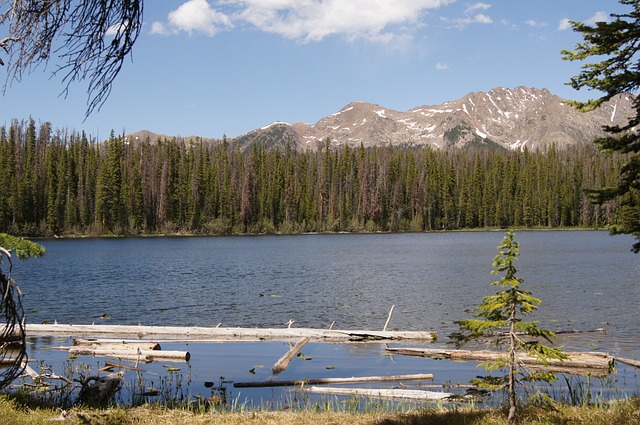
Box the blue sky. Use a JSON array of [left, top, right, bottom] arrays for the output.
[[0, 1, 628, 139]]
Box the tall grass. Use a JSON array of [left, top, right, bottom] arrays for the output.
[[1, 394, 639, 425]]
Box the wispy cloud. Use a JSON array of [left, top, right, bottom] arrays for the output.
[[558, 11, 609, 31], [465, 2, 491, 15], [435, 62, 450, 71], [586, 11, 609, 25], [474, 14, 493, 24], [151, 0, 455, 42], [442, 2, 493, 29], [558, 18, 572, 31], [525, 19, 547, 28]]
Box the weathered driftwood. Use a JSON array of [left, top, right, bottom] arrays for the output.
[[383, 305, 395, 332], [305, 386, 453, 401], [271, 337, 309, 376], [493, 328, 608, 337], [101, 361, 148, 373], [77, 371, 124, 406], [24, 324, 435, 342], [67, 348, 190, 362], [614, 356, 640, 369], [234, 373, 434, 388], [387, 347, 614, 376], [74, 338, 161, 351]]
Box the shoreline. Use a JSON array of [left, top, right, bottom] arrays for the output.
[[28, 226, 610, 240]]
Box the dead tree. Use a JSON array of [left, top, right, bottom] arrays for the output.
[[0, 247, 27, 390]]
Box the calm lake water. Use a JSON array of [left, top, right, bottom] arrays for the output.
[[11, 231, 640, 406]]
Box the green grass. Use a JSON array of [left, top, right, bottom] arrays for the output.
[[1, 394, 639, 425]]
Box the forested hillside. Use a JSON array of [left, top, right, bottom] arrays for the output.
[[0, 118, 625, 236]]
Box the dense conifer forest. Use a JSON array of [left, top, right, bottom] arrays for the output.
[[0, 118, 625, 236]]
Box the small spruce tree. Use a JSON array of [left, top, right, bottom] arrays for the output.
[[450, 231, 567, 423]]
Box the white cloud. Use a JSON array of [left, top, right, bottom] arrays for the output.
[[435, 62, 449, 71], [525, 19, 547, 28], [474, 14, 492, 24], [235, 0, 455, 42], [465, 2, 491, 14], [558, 18, 572, 31], [106, 22, 127, 36], [447, 13, 492, 29], [586, 11, 609, 25], [559, 11, 609, 31], [500, 19, 517, 30], [163, 0, 233, 36], [443, 2, 493, 29], [153, 0, 455, 42], [150, 21, 169, 35]]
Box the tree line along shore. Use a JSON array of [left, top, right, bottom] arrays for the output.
[[0, 118, 626, 237]]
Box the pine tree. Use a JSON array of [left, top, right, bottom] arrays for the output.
[[95, 133, 124, 233], [562, 0, 640, 252], [450, 231, 567, 423]]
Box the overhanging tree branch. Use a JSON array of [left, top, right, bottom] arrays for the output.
[[0, 0, 143, 117]]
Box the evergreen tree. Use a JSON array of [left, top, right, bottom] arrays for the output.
[[95, 133, 124, 233], [0, 128, 12, 231], [450, 231, 567, 423], [0, 119, 630, 236], [562, 0, 640, 252]]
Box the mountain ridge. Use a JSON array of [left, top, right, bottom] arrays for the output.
[[128, 86, 634, 151]]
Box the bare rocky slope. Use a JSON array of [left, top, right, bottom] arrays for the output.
[[130, 86, 635, 151]]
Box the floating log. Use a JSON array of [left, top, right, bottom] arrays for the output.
[[271, 337, 309, 376], [492, 328, 608, 337], [387, 347, 614, 376], [234, 373, 434, 388], [23, 324, 435, 342], [74, 338, 161, 350], [67, 348, 190, 363], [550, 328, 608, 335], [613, 356, 640, 370], [305, 386, 453, 401]]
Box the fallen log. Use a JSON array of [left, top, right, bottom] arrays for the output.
[[74, 338, 161, 351], [234, 373, 434, 388], [271, 337, 309, 376], [67, 348, 190, 362], [383, 305, 395, 332], [613, 356, 640, 370], [552, 328, 608, 335], [387, 348, 614, 376], [305, 386, 453, 401], [101, 361, 148, 373], [493, 328, 608, 337], [23, 324, 435, 342]]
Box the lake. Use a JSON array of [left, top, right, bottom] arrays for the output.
[[11, 231, 640, 406]]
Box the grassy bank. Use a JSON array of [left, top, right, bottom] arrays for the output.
[[1, 395, 639, 425]]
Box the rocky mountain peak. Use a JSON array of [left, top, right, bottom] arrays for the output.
[[134, 87, 636, 152]]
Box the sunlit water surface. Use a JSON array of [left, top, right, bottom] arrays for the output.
[[13, 231, 640, 406]]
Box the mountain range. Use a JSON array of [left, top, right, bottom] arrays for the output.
[[128, 86, 635, 151]]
